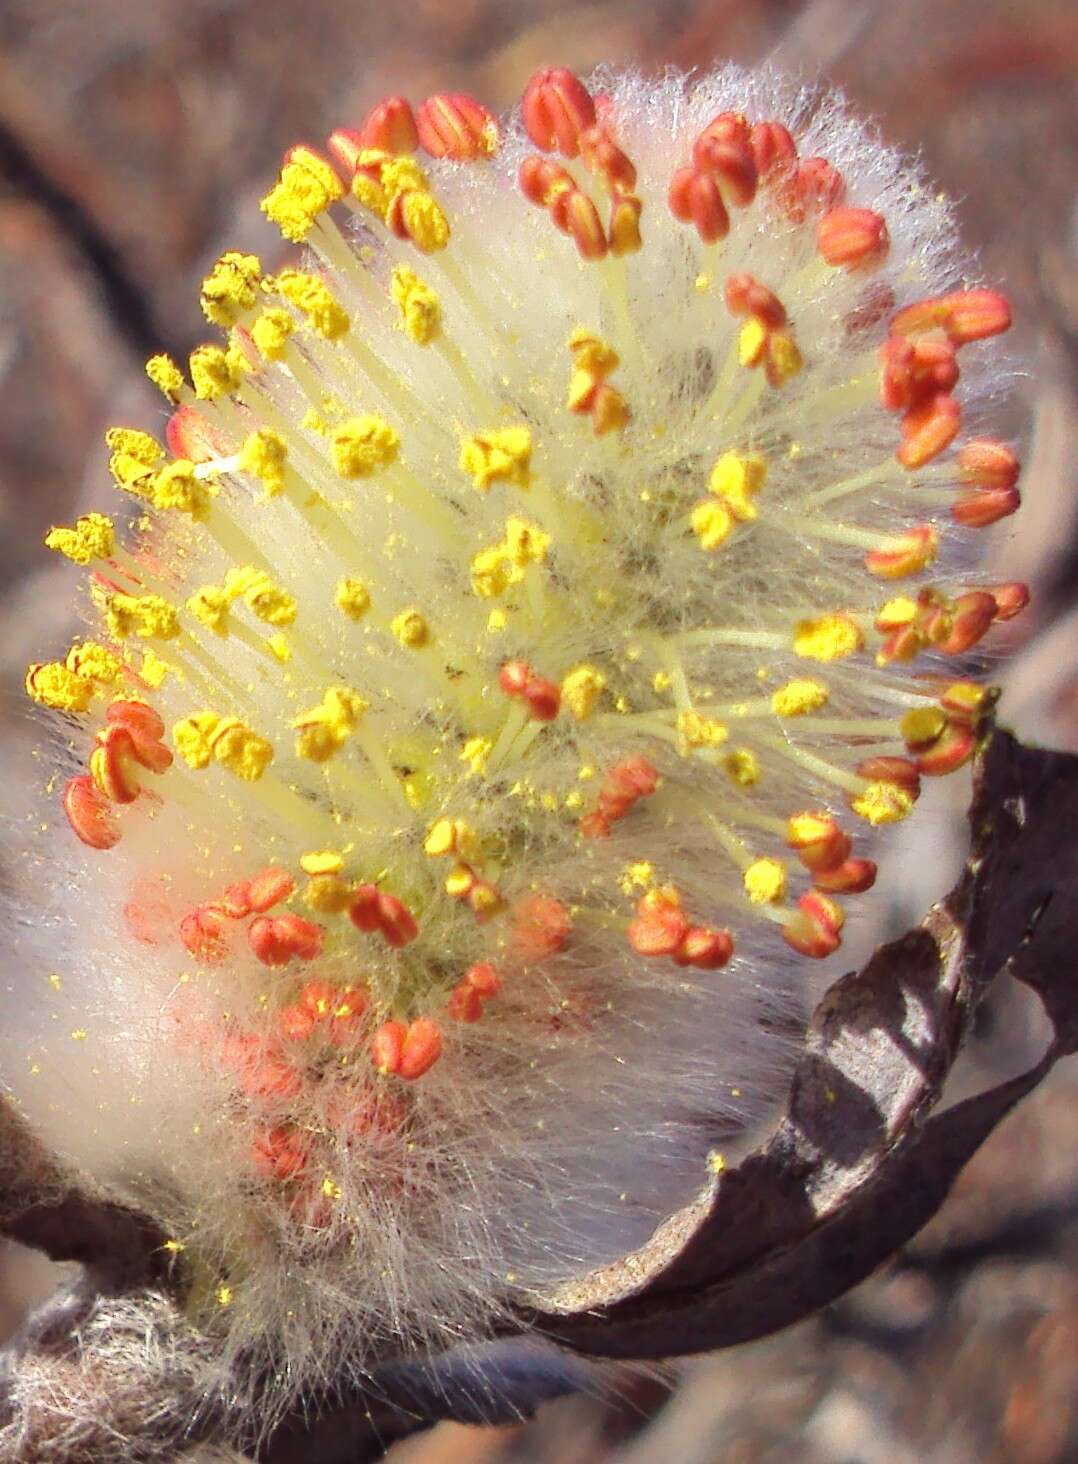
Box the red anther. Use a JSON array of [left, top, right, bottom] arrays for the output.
[[778, 156, 846, 222], [580, 125, 637, 191], [180, 905, 229, 962], [166, 405, 220, 463], [464, 962, 502, 998], [936, 590, 998, 654], [913, 718, 976, 777], [549, 188, 608, 260], [723, 272, 786, 328], [512, 894, 571, 959], [522, 67, 596, 157], [371, 1020, 405, 1075], [866, 523, 938, 580], [694, 136, 757, 208], [693, 110, 752, 162], [782, 892, 845, 959], [248, 913, 324, 968], [347, 882, 381, 932], [817, 207, 889, 269], [812, 857, 877, 894], [416, 93, 497, 160], [876, 622, 925, 666], [856, 756, 921, 800], [941, 288, 1012, 345], [518, 156, 574, 207], [299, 979, 337, 1018], [879, 337, 959, 413], [498, 659, 531, 697], [447, 982, 483, 1023], [105, 700, 173, 774], [896, 394, 962, 469], [252, 1125, 308, 1182], [356, 95, 418, 155], [326, 128, 365, 176], [674, 925, 734, 970], [90, 724, 142, 804], [247, 866, 296, 913], [991, 581, 1030, 621], [62, 774, 120, 850], [597, 754, 659, 822], [952, 483, 1020, 528], [216, 881, 252, 920], [786, 814, 852, 874], [377, 891, 420, 948], [608, 192, 643, 256], [277, 1004, 316, 1043], [959, 439, 1020, 489], [750, 120, 797, 179], [499, 660, 561, 719], [328, 985, 368, 1047], [398, 1018, 443, 1080], [579, 811, 611, 840], [668, 165, 730, 244], [628, 887, 690, 958]]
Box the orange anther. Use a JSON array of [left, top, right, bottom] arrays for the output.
[[580, 124, 637, 191], [522, 67, 596, 157], [896, 394, 961, 469], [880, 337, 959, 413], [674, 925, 734, 970], [398, 1017, 443, 1080], [512, 893, 571, 959], [782, 892, 845, 958], [866, 522, 938, 579], [908, 717, 976, 777], [371, 1020, 405, 1075], [299, 979, 338, 1018], [990, 581, 1029, 621], [355, 95, 418, 155], [693, 134, 757, 208], [724, 272, 786, 328], [62, 774, 120, 849], [597, 754, 659, 823], [252, 1125, 309, 1182], [628, 886, 689, 958], [216, 881, 253, 920], [549, 187, 608, 260], [416, 92, 496, 160], [518, 155, 574, 207], [892, 289, 1011, 346], [464, 962, 502, 998], [248, 913, 324, 967], [579, 812, 611, 840], [936, 590, 998, 654], [499, 660, 561, 720], [329, 988, 368, 1049], [693, 110, 751, 161], [668, 164, 730, 244], [811, 857, 877, 894], [90, 724, 143, 804], [750, 120, 797, 179], [447, 982, 483, 1023], [952, 483, 1020, 528], [347, 884, 419, 946], [817, 207, 889, 269], [778, 156, 845, 222], [180, 905, 229, 962], [959, 439, 1019, 489], [277, 1004, 316, 1043], [247, 865, 296, 913], [105, 700, 173, 774], [326, 128, 365, 176], [941, 681, 990, 720], [785, 813, 851, 873]]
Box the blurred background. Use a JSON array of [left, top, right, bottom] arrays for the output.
[[0, 1, 1075, 1459]]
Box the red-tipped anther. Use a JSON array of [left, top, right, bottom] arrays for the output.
[[892, 289, 1011, 345], [952, 482, 1021, 528], [668, 165, 730, 244], [499, 660, 561, 720], [105, 700, 173, 774], [522, 67, 596, 156], [675, 926, 734, 970], [912, 718, 976, 777], [512, 894, 571, 959], [518, 155, 574, 207], [63, 774, 120, 850], [397, 1018, 443, 1080], [818, 207, 889, 269], [990, 582, 1030, 621], [90, 724, 143, 804], [180, 905, 229, 962], [597, 754, 660, 823], [782, 892, 845, 958], [447, 982, 483, 1023], [724, 272, 787, 328], [579, 811, 611, 840], [812, 858, 877, 894], [880, 337, 959, 413], [750, 120, 797, 180], [246, 866, 296, 913], [959, 439, 1020, 489], [166, 405, 220, 463], [580, 125, 637, 191], [549, 188, 608, 260], [778, 156, 846, 222], [465, 962, 502, 998], [252, 1125, 309, 1182], [897, 394, 961, 469], [786, 813, 851, 874], [277, 1003, 316, 1043], [865, 523, 939, 579], [416, 93, 496, 160], [628, 887, 690, 958], [692, 114, 757, 205], [856, 756, 921, 800], [936, 590, 998, 654], [326, 128, 365, 176], [608, 192, 643, 256], [693, 110, 751, 160], [248, 913, 324, 967], [941, 681, 991, 720], [377, 891, 420, 948], [356, 95, 418, 155]]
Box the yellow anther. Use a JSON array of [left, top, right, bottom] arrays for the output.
[[676, 710, 728, 751], [390, 265, 442, 345], [487, 608, 507, 633], [250, 308, 295, 361], [399, 189, 450, 252], [66, 640, 124, 689], [189, 344, 243, 401], [744, 857, 787, 905], [216, 1286, 233, 1308], [652, 671, 672, 694], [267, 634, 291, 663], [691, 499, 734, 551], [592, 386, 631, 435], [335, 578, 371, 621], [261, 149, 343, 243], [224, 567, 297, 627], [24, 661, 94, 713], [351, 170, 389, 219], [270, 270, 349, 340], [878, 596, 917, 626], [723, 748, 761, 787], [301, 850, 344, 877], [187, 586, 231, 635], [851, 781, 914, 825], [767, 333, 803, 384], [140, 650, 170, 688], [104, 593, 180, 642], [235, 428, 286, 498], [107, 427, 164, 498], [321, 1176, 343, 1201], [152, 460, 212, 520], [561, 664, 606, 721], [44, 513, 114, 565], [444, 863, 475, 899], [459, 426, 532, 492], [292, 686, 368, 762], [504, 515, 551, 567], [793, 615, 864, 662], [738, 317, 768, 368], [900, 706, 946, 744], [424, 817, 477, 859], [618, 861, 655, 895], [145, 354, 184, 401], [459, 736, 491, 776], [568, 328, 619, 380], [771, 678, 829, 716], [173, 711, 222, 770], [210, 717, 274, 781], [471, 545, 513, 599], [709, 452, 766, 522], [391, 607, 429, 648], [330, 415, 399, 478], [200, 252, 262, 327], [303, 874, 353, 914]]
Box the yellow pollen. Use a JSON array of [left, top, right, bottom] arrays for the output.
[[619, 861, 655, 895], [173, 711, 222, 771], [424, 817, 477, 858], [304, 874, 353, 914], [293, 687, 368, 762], [391, 607, 430, 648], [145, 354, 184, 401], [851, 782, 914, 825], [260, 149, 343, 243], [189, 344, 245, 401], [66, 640, 124, 689], [786, 813, 832, 847], [460, 736, 491, 776], [239, 429, 289, 497], [216, 1286, 233, 1307], [335, 578, 371, 621], [270, 270, 350, 340], [738, 317, 768, 368], [561, 664, 606, 721], [459, 426, 532, 492], [25, 662, 94, 714], [504, 516, 551, 567], [793, 615, 864, 662], [771, 679, 829, 716], [676, 711, 728, 751], [140, 650, 170, 688], [224, 566, 297, 627], [744, 857, 787, 905], [399, 189, 450, 253], [250, 308, 295, 361], [723, 748, 761, 787], [209, 717, 274, 781], [767, 333, 803, 384], [152, 461, 213, 520], [900, 707, 946, 744], [652, 671, 672, 693], [878, 596, 917, 626], [709, 452, 767, 522], [267, 634, 291, 663], [692, 499, 734, 551], [44, 513, 115, 565], [107, 428, 164, 498], [300, 850, 344, 877], [487, 608, 507, 633], [103, 593, 180, 642], [331, 416, 400, 478], [200, 252, 262, 327], [390, 265, 442, 345], [187, 586, 231, 634], [471, 545, 513, 599]]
